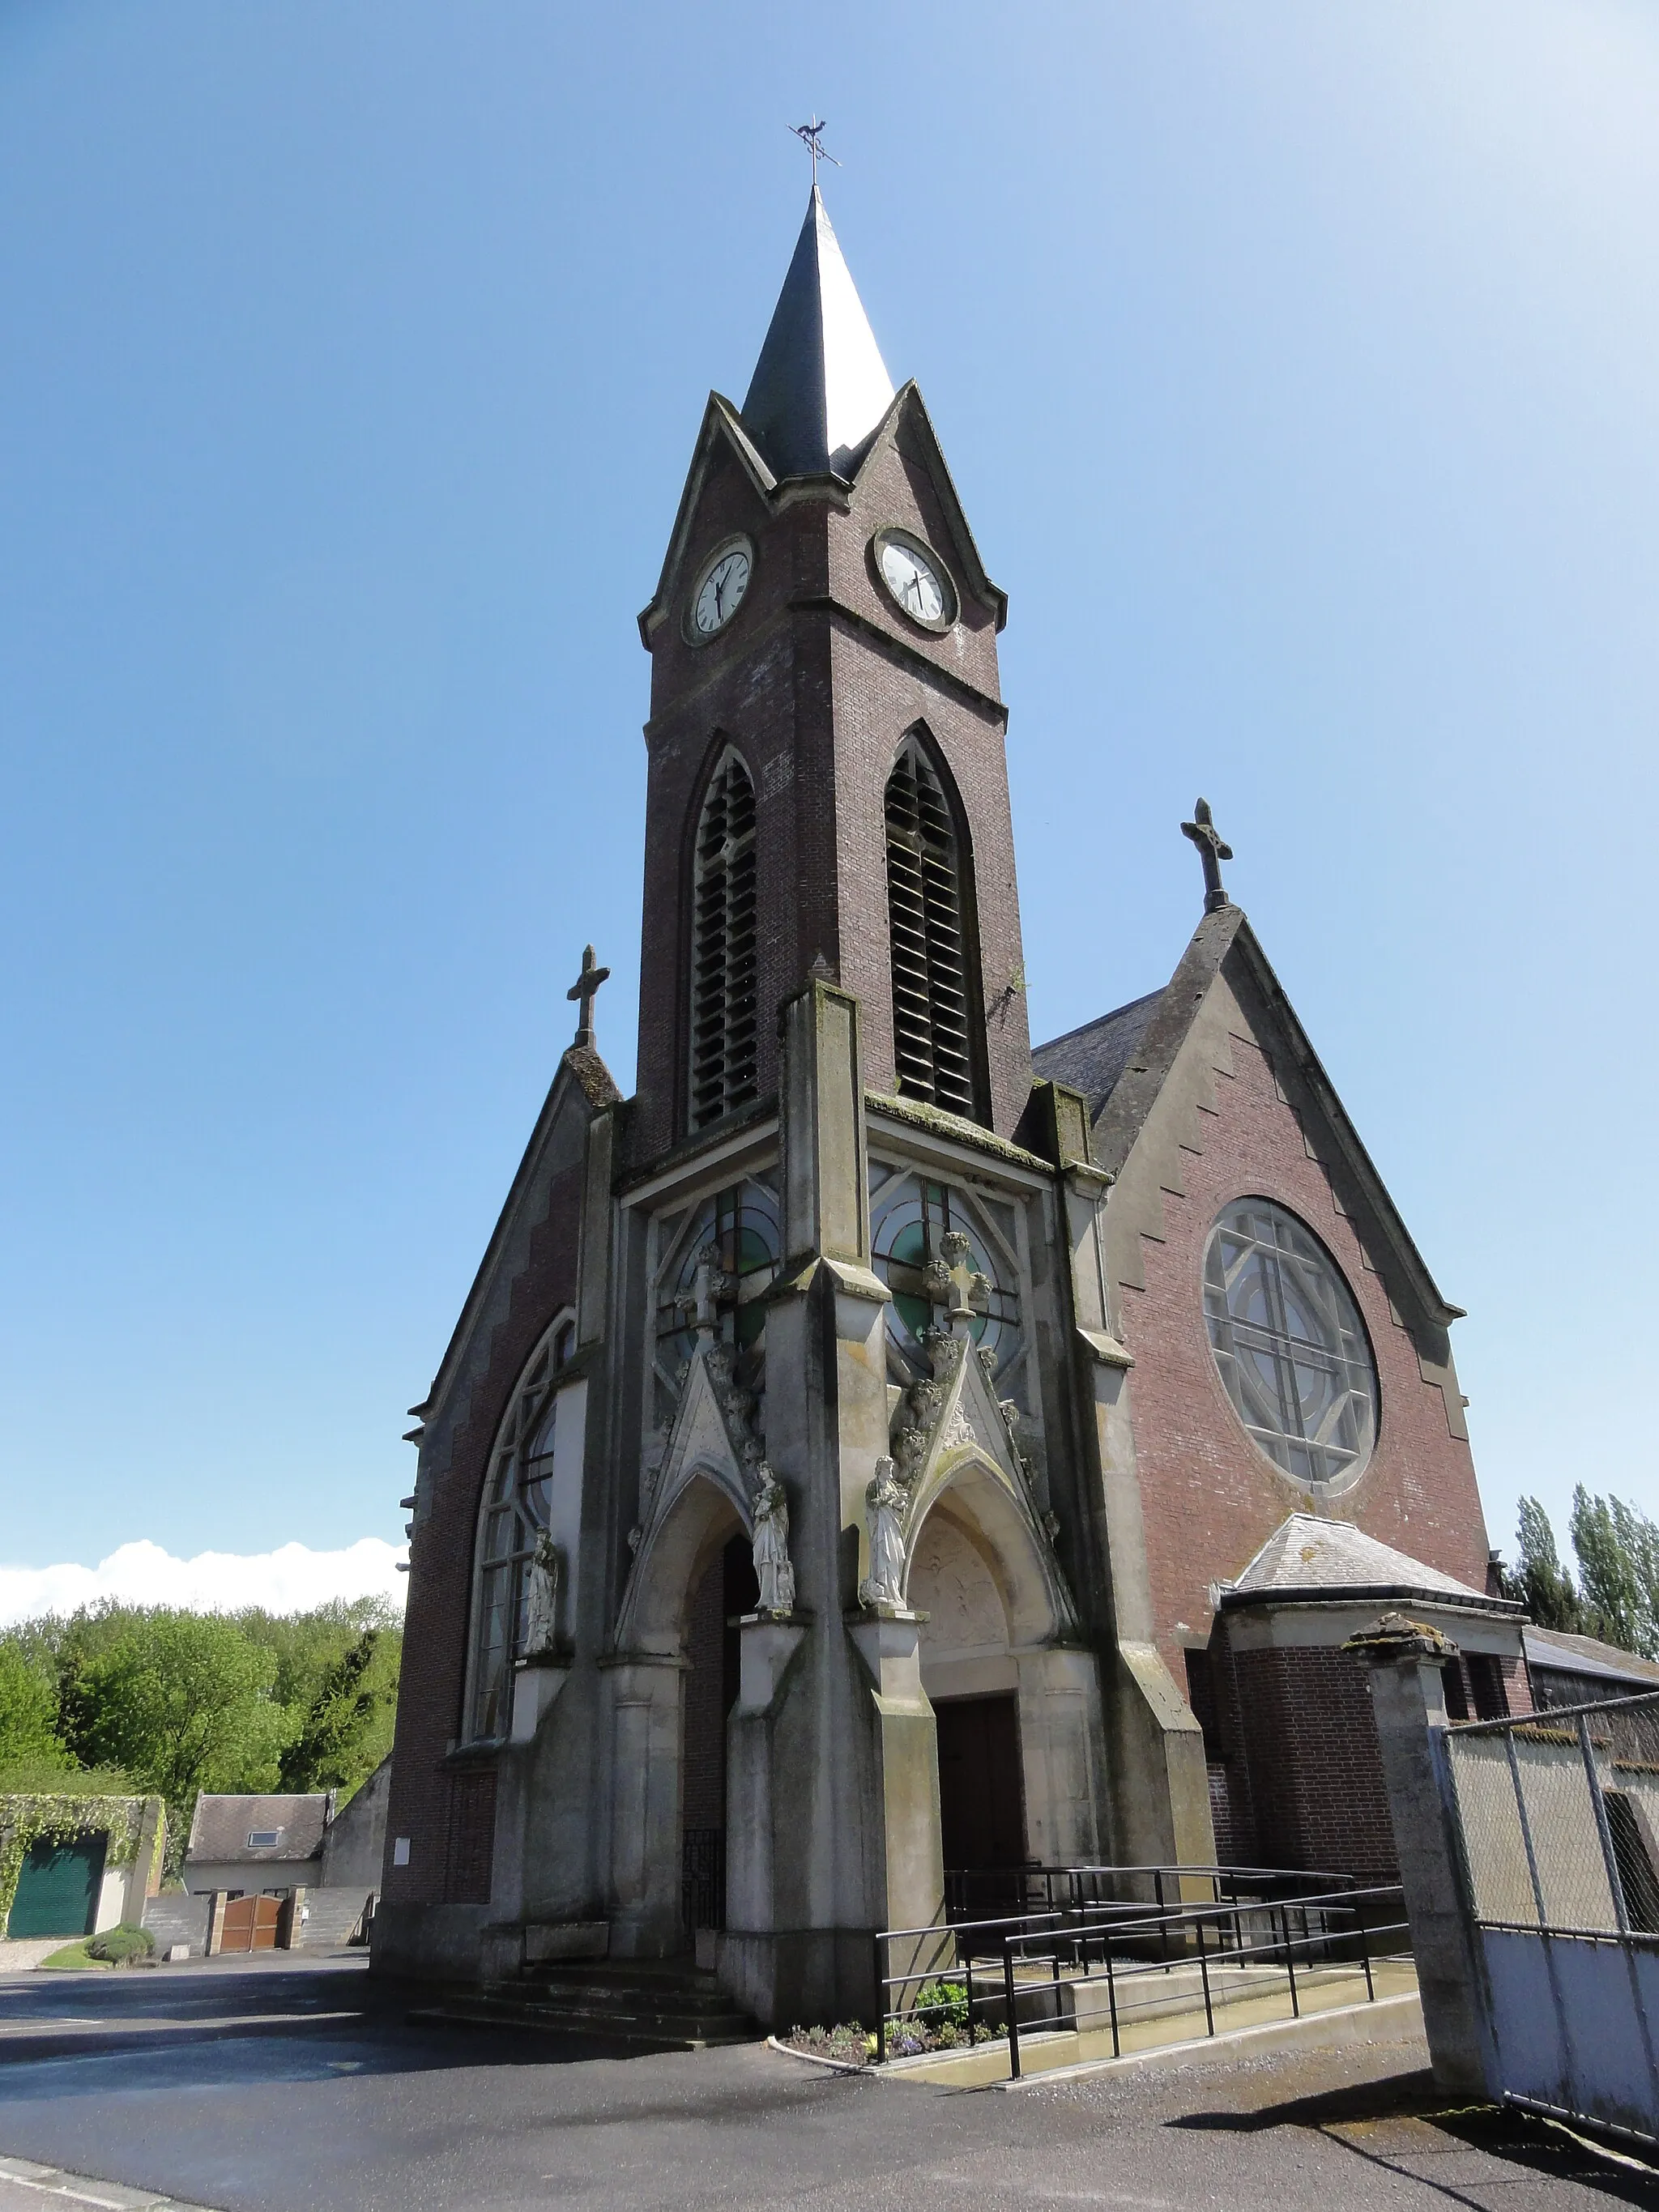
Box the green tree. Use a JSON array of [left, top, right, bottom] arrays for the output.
[[59, 1609, 293, 1831], [0, 1643, 70, 1774], [278, 1627, 399, 1794], [1571, 1488, 1659, 1660], [235, 1598, 402, 1801], [1513, 1496, 1584, 1633], [235, 1596, 399, 1711]]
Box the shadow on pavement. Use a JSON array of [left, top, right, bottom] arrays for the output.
[[0, 1958, 674, 2097], [1168, 2072, 1659, 2208]]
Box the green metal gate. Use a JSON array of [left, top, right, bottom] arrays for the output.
[[6, 1832, 106, 1938]]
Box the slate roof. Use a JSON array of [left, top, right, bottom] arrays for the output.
[[1031, 990, 1165, 1121], [1218, 1512, 1520, 1613], [186, 1793, 331, 1865], [740, 187, 895, 480], [1030, 901, 1463, 1333], [1524, 1626, 1659, 1688]]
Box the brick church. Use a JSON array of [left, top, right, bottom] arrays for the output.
[[377, 187, 1525, 2022]]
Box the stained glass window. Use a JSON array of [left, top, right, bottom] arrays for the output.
[[468, 1317, 575, 1741], [1203, 1199, 1377, 1490], [869, 1166, 1021, 1381]]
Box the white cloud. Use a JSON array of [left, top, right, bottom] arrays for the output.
[[0, 1538, 407, 1629]]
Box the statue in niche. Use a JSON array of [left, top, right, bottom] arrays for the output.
[[859, 1456, 908, 1609], [751, 1467, 795, 1617], [522, 1530, 563, 1658]]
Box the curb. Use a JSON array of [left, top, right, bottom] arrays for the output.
[[766, 2034, 868, 2074], [0, 2150, 223, 2210]]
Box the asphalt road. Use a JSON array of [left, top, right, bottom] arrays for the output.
[[0, 1953, 1651, 2212]]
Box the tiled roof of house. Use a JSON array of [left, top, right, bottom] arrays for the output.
[[185, 1792, 331, 1865], [1220, 1513, 1516, 1609]]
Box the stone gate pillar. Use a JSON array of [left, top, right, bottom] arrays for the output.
[[1346, 1613, 1497, 2096]]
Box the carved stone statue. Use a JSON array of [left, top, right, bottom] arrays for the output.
[[751, 1467, 795, 1617], [522, 1530, 562, 1657], [859, 1456, 908, 1609]]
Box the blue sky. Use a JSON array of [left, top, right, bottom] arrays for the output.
[[2, 0, 1655, 1595]]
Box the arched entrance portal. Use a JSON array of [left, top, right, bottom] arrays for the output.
[[608, 1470, 757, 1958], [680, 1534, 759, 1937], [905, 1460, 1104, 1899], [907, 1503, 1027, 1882]]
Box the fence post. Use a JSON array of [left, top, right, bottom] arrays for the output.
[[1344, 1614, 1498, 2098], [1003, 1939, 1021, 2081], [1576, 1713, 1632, 1936]]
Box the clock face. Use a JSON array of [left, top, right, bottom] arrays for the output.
[[691, 543, 753, 638], [876, 534, 953, 629]]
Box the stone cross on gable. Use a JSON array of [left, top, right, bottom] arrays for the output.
[[1181, 799, 1234, 915], [566, 944, 610, 1049], [923, 1228, 991, 1336]]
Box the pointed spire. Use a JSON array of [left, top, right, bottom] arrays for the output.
[[741, 189, 895, 480]]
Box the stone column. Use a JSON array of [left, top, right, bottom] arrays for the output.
[[1346, 1614, 1497, 2097], [601, 1654, 687, 1958], [718, 978, 941, 2029], [1052, 1115, 1214, 1885]]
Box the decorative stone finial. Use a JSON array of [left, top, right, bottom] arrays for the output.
[[922, 1228, 992, 1337]]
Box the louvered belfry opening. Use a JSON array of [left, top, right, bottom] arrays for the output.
[[689, 748, 760, 1130], [885, 734, 979, 1119]]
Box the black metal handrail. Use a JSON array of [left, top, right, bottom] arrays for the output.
[[942, 1860, 1354, 1925], [998, 1883, 1409, 2080], [872, 1868, 1405, 2070]]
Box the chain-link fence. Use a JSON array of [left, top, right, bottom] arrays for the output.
[[1442, 1689, 1659, 2146], [1445, 1691, 1659, 1937]]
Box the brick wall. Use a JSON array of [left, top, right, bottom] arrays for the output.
[[1227, 1643, 1399, 1882], [1119, 1009, 1492, 1692], [630, 406, 1032, 1158], [381, 1164, 584, 1907]]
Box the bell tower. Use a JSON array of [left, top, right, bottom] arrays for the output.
[[631, 189, 1033, 1161]]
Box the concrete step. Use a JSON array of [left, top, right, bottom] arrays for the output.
[[519, 1975, 740, 2015], [411, 1986, 759, 2050], [410, 1958, 761, 2050]]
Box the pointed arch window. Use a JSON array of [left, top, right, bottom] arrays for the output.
[[689, 748, 759, 1130], [468, 1317, 575, 1741], [885, 733, 979, 1119]]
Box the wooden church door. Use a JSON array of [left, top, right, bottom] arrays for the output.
[[680, 1533, 758, 1940], [935, 1693, 1026, 1905]]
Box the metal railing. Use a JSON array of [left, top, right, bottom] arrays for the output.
[[873, 1864, 1404, 2069], [942, 1860, 1354, 1930], [680, 1826, 724, 1935], [996, 1883, 1407, 2079]]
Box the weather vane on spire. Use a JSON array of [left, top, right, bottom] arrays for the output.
[[789, 117, 841, 189]]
